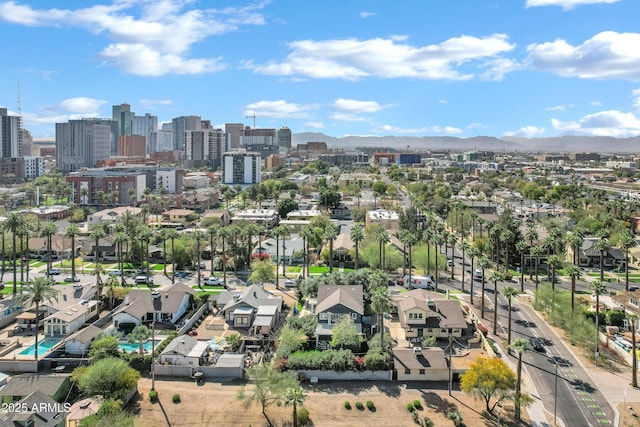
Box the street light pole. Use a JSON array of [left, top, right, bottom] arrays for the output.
[[448, 331, 453, 396], [151, 308, 156, 391], [554, 361, 558, 426]]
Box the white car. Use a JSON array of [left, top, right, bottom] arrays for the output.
[[203, 277, 222, 286], [284, 279, 296, 287], [135, 275, 153, 285]]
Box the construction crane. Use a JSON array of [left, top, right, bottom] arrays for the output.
[[246, 114, 256, 129]]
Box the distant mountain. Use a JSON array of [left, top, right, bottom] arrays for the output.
[[292, 133, 640, 153]]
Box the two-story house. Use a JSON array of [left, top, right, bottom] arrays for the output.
[[314, 285, 364, 349]]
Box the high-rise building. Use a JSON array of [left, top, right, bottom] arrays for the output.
[[132, 113, 158, 156], [172, 116, 201, 151], [223, 151, 261, 185], [239, 127, 278, 158], [0, 108, 22, 158], [277, 126, 291, 154], [55, 118, 116, 173], [23, 156, 44, 179], [184, 127, 225, 170], [150, 129, 173, 153], [112, 103, 135, 155], [118, 135, 146, 157], [225, 123, 244, 149]]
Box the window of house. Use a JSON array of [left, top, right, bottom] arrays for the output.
[[418, 313, 423, 319], [351, 313, 357, 320], [419, 369, 425, 375], [405, 368, 411, 375], [319, 313, 327, 320]]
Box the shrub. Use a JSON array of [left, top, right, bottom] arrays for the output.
[[411, 410, 420, 423], [413, 399, 422, 409], [344, 401, 351, 410], [406, 402, 414, 412], [148, 390, 158, 403], [423, 416, 434, 427], [366, 400, 374, 410], [446, 408, 463, 426], [297, 407, 310, 426], [172, 393, 180, 404], [355, 402, 364, 411]]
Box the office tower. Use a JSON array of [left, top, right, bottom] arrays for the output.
[[55, 118, 116, 173], [171, 115, 201, 151], [0, 107, 22, 158], [112, 103, 135, 155], [223, 151, 261, 185], [239, 127, 278, 158], [277, 126, 292, 154], [185, 127, 225, 170], [118, 135, 146, 157], [225, 123, 244, 149], [150, 129, 173, 153], [132, 113, 158, 156]]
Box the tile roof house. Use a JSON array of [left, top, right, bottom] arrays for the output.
[[392, 289, 468, 344], [314, 285, 364, 349], [112, 283, 196, 332], [216, 285, 282, 329], [394, 347, 449, 381]]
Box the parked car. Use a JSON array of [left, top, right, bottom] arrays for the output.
[[447, 259, 454, 267], [203, 277, 222, 286], [284, 279, 296, 287], [47, 268, 61, 275], [64, 276, 80, 283], [108, 270, 122, 276], [629, 286, 639, 292], [473, 270, 483, 281], [135, 275, 154, 285], [541, 275, 560, 283]]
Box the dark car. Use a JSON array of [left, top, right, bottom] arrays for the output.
[[548, 356, 571, 367], [64, 276, 80, 283], [47, 268, 61, 275], [530, 337, 545, 352]]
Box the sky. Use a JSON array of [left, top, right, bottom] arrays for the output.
[[1, 0, 640, 140]]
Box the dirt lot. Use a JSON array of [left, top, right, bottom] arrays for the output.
[[133, 377, 530, 427], [618, 403, 640, 427]]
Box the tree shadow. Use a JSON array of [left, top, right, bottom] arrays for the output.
[[308, 380, 402, 397], [156, 398, 172, 427]]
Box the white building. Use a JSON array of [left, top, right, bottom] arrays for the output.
[[22, 156, 44, 179], [223, 151, 261, 185]]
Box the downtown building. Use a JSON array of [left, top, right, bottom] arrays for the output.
[[184, 124, 226, 170], [222, 151, 261, 185], [55, 118, 117, 173], [0, 108, 44, 182]]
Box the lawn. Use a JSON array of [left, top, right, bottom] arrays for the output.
[[151, 264, 165, 271], [286, 266, 302, 273], [308, 266, 330, 274], [192, 285, 225, 291]]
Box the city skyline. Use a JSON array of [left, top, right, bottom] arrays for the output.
[[0, 0, 639, 140]]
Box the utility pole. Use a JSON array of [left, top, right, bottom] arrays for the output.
[[246, 114, 256, 129]]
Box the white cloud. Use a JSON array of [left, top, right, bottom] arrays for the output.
[[372, 124, 462, 135], [504, 126, 546, 137], [244, 100, 318, 119], [632, 89, 640, 111], [481, 58, 520, 81], [526, 31, 640, 81], [545, 104, 573, 111], [304, 121, 324, 129], [334, 98, 382, 113], [525, 0, 619, 10], [0, 1, 265, 76], [140, 99, 173, 109], [591, 101, 602, 106], [551, 110, 640, 137], [438, 100, 448, 104], [359, 11, 375, 18], [252, 34, 515, 80], [329, 113, 369, 122], [21, 97, 107, 127]]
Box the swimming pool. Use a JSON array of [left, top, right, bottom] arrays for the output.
[[118, 339, 162, 353], [19, 337, 62, 356]]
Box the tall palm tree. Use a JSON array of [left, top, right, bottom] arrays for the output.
[[516, 240, 527, 292], [65, 223, 80, 280], [374, 226, 390, 270], [449, 231, 458, 279], [547, 254, 563, 292], [468, 246, 480, 306], [404, 233, 419, 287], [489, 270, 505, 335], [618, 229, 636, 291], [91, 263, 106, 301], [509, 338, 530, 421], [589, 279, 607, 361], [138, 226, 153, 281], [595, 236, 610, 283], [113, 232, 128, 286], [192, 229, 205, 285], [324, 222, 339, 273], [477, 256, 490, 317], [40, 221, 58, 276], [270, 225, 288, 286], [165, 228, 179, 284], [423, 228, 433, 276], [631, 314, 638, 388], [371, 288, 392, 348], [105, 274, 119, 309], [284, 385, 308, 427], [16, 277, 60, 362], [218, 227, 232, 287], [501, 286, 519, 345], [5, 213, 25, 296], [525, 225, 538, 280], [500, 229, 514, 274], [459, 240, 470, 292], [432, 234, 444, 290], [350, 224, 364, 270], [207, 226, 218, 274], [89, 222, 106, 265], [300, 225, 315, 279], [565, 263, 581, 312], [531, 245, 543, 290], [566, 231, 583, 268]]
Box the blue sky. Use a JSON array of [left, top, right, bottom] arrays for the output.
[[1, 0, 640, 140]]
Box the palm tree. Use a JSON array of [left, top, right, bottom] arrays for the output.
[[595, 236, 611, 283], [40, 221, 58, 276], [459, 240, 470, 292], [516, 240, 527, 292], [89, 222, 106, 265], [590, 279, 607, 361], [105, 275, 119, 309], [404, 233, 419, 287], [91, 262, 106, 302], [565, 264, 581, 312], [489, 270, 505, 336], [16, 277, 60, 362], [284, 385, 307, 427], [500, 229, 513, 274], [218, 227, 232, 287], [525, 225, 538, 280], [468, 246, 480, 306], [509, 338, 530, 421], [618, 230, 636, 291], [501, 286, 519, 345], [138, 226, 153, 281], [165, 229, 179, 284], [423, 228, 433, 276], [207, 226, 218, 274], [350, 224, 364, 270], [113, 232, 128, 286], [371, 288, 392, 348], [547, 254, 563, 292], [270, 225, 288, 286], [65, 223, 80, 280], [5, 213, 25, 295], [300, 225, 315, 279], [477, 256, 490, 317], [531, 245, 543, 290], [449, 231, 458, 279], [374, 226, 390, 270], [630, 314, 638, 388], [566, 231, 583, 268], [432, 234, 444, 290], [324, 222, 339, 273]]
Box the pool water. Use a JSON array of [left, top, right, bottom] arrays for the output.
[[19, 337, 62, 356], [118, 339, 161, 353]]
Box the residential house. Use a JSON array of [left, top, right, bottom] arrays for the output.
[[231, 209, 280, 229], [394, 347, 449, 381], [30, 235, 76, 262], [252, 305, 279, 336], [162, 208, 197, 225], [286, 209, 322, 221], [0, 390, 67, 427], [314, 285, 364, 348], [327, 233, 353, 264], [112, 283, 196, 333], [66, 396, 104, 427], [159, 334, 209, 367], [202, 209, 231, 227], [568, 237, 625, 269], [0, 374, 71, 403], [87, 206, 142, 228], [43, 300, 99, 337], [365, 209, 400, 231], [216, 284, 282, 329], [63, 325, 102, 356], [252, 235, 305, 265], [337, 173, 374, 188], [392, 290, 468, 343]]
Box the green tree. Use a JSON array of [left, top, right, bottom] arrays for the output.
[[460, 356, 516, 413], [489, 270, 505, 335], [331, 315, 360, 349], [509, 338, 530, 421], [249, 259, 275, 284], [285, 385, 308, 427], [76, 357, 140, 399], [16, 277, 60, 360], [371, 288, 392, 349], [565, 263, 581, 312], [618, 229, 636, 291], [350, 224, 364, 270], [547, 254, 563, 292], [65, 223, 80, 280], [237, 363, 298, 427], [590, 279, 608, 360], [277, 198, 299, 219], [128, 325, 151, 354], [595, 236, 611, 282], [89, 336, 121, 361], [275, 325, 306, 359], [4, 212, 26, 295], [226, 332, 242, 352], [324, 222, 339, 273], [501, 286, 519, 345]]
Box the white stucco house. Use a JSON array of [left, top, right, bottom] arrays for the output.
[[159, 335, 209, 367], [64, 324, 103, 356]]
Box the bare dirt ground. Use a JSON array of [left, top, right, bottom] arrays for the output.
[[132, 377, 530, 427], [618, 403, 640, 427]]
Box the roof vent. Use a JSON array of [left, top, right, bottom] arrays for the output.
[[413, 346, 422, 356], [152, 291, 161, 299]]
